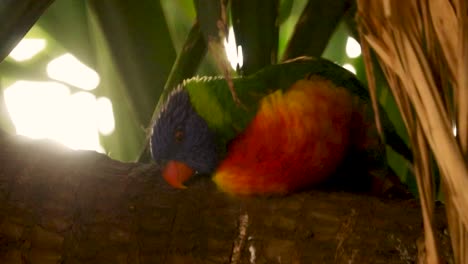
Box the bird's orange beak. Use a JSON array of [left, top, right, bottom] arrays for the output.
[[162, 160, 195, 189]]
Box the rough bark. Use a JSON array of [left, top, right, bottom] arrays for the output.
[[0, 132, 452, 264]]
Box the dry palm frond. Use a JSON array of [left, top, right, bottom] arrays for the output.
[[357, 0, 468, 263]]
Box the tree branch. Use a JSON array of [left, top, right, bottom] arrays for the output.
[[0, 133, 452, 263]]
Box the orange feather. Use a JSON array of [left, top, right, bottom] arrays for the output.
[[213, 77, 356, 195]]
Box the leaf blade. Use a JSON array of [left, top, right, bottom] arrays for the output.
[[88, 0, 176, 126], [282, 0, 352, 60], [0, 0, 54, 62], [231, 0, 279, 74]]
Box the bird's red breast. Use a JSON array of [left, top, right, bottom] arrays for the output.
[[213, 77, 355, 195]]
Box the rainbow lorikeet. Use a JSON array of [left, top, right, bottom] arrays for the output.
[[150, 57, 409, 195]]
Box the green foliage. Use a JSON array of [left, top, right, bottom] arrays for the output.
[[282, 0, 352, 61], [0, 0, 54, 62], [231, 0, 279, 74], [0, 0, 414, 193]]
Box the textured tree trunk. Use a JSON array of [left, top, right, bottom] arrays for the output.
[[0, 132, 452, 264]]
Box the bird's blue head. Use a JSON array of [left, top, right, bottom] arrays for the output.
[[150, 87, 219, 188]]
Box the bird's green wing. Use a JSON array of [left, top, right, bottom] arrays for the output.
[[184, 57, 411, 161]]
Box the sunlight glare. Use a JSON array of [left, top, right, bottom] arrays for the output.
[[8, 38, 46, 62], [3, 81, 110, 153], [60, 92, 102, 151], [345, 36, 362, 59], [237, 45, 244, 68], [47, 53, 100, 90], [96, 97, 115, 135], [224, 27, 244, 69], [342, 63, 357, 75], [4, 81, 70, 139]]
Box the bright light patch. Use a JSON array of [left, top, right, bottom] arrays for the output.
[[8, 38, 46, 62], [4, 81, 70, 139], [61, 92, 102, 151], [343, 63, 357, 74], [237, 45, 244, 68], [3, 81, 113, 153], [47, 53, 100, 90], [96, 97, 115, 135], [345, 36, 361, 58], [224, 27, 244, 69]]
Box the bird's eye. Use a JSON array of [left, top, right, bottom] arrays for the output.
[[175, 129, 184, 143]]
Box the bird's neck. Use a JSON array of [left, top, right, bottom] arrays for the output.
[[184, 77, 267, 152]]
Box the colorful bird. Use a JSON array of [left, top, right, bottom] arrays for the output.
[[150, 57, 408, 195]]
